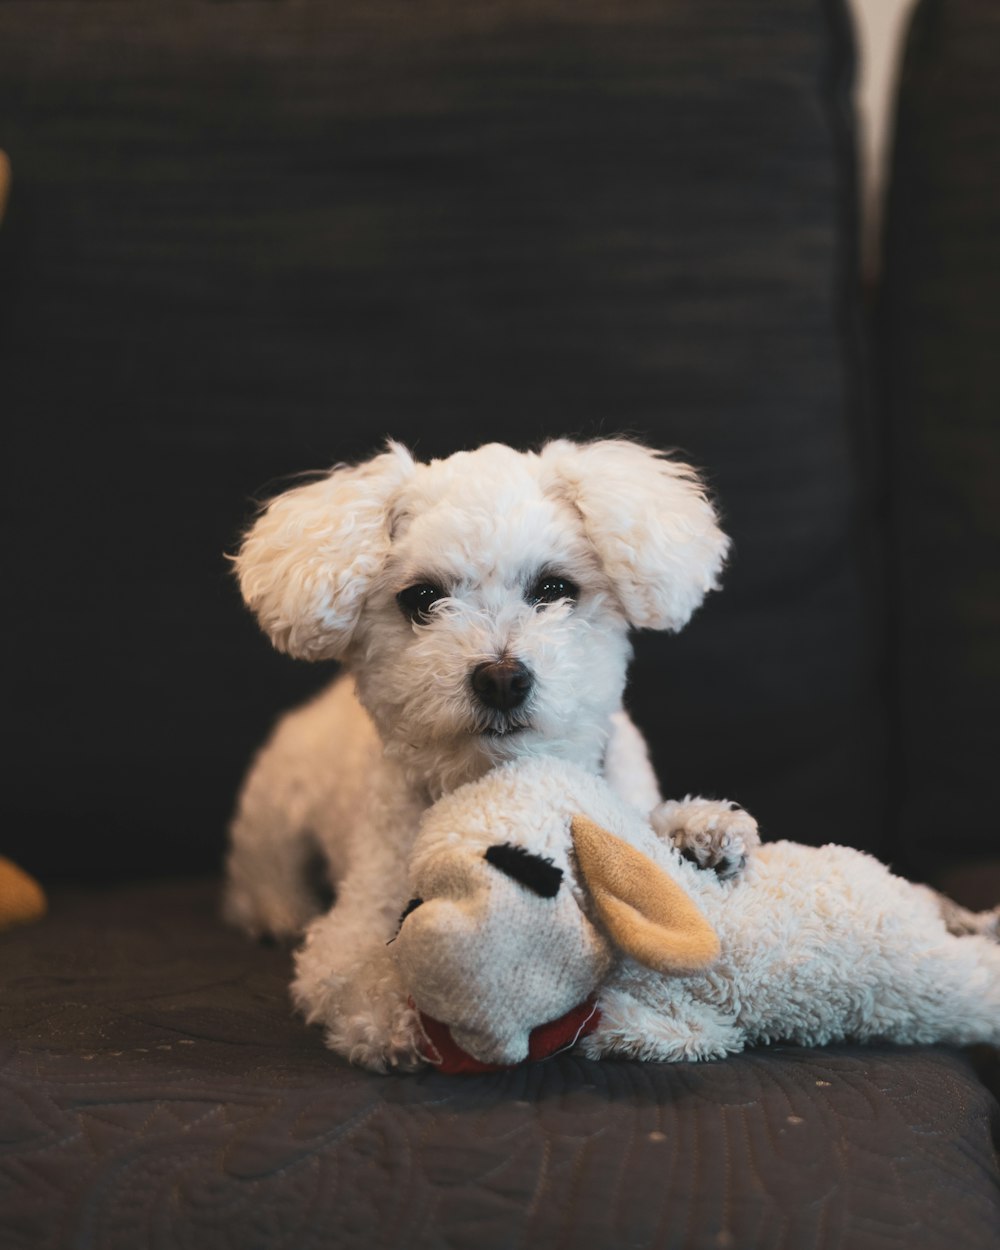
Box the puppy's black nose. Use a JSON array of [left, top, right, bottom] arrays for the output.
[[471, 658, 533, 711]]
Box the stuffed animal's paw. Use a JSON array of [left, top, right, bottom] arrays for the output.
[[651, 797, 759, 882]]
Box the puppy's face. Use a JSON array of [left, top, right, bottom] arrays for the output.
[[235, 438, 728, 794], [351, 445, 632, 789]]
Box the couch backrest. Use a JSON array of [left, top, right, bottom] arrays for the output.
[[0, 0, 880, 880], [880, 0, 1000, 886]]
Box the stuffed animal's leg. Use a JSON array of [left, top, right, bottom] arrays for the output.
[[916, 885, 1000, 941], [899, 935, 1000, 1047], [223, 677, 378, 941], [583, 983, 744, 1063], [651, 796, 760, 881]]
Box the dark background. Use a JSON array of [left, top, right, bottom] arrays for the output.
[[0, 0, 995, 889]]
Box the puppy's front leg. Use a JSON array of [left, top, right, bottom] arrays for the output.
[[651, 795, 760, 881], [292, 760, 427, 1072], [603, 710, 663, 813], [296, 933, 423, 1073]]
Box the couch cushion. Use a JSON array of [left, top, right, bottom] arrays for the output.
[[2, 879, 999, 1249], [880, 1, 1000, 881], [0, 0, 882, 880]]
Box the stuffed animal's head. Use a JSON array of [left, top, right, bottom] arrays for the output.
[[392, 759, 721, 1069], [233, 440, 728, 795]]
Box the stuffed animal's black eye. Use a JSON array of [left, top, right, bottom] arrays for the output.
[[527, 574, 579, 607], [485, 843, 563, 898], [398, 897, 424, 926], [386, 896, 424, 945], [397, 582, 446, 623]]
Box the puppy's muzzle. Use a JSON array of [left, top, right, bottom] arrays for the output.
[[470, 658, 533, 712]]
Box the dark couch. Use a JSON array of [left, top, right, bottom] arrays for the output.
[[2, 1, 999, 1246]]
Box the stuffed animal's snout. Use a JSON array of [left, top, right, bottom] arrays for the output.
[[394, 841, 613, 1066], [393, 803, 723, 1070]]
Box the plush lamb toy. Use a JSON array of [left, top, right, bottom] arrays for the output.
[[391, 758, 1000, 1071]]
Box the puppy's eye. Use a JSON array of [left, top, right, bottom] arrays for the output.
[[397, 582, 446, 623], [527, 574, 579, 607]]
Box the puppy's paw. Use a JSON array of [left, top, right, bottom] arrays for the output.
[[326, 999, 426, 1074], [293, 942, 426, 1074], [651, 797, 759, 882]]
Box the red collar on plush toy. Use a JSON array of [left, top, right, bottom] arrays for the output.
[[415, 996, 601, 1075]]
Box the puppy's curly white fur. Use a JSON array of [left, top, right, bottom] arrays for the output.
[[224, 438, 747, 1070]]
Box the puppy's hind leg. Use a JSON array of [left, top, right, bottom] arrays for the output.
[[222, 717, 336, 941], [223, 802, 330, 942]]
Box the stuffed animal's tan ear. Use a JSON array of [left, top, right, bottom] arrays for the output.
[[571, 815, 720, 974]]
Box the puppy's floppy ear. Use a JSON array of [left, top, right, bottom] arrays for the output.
[[539, 439, 729, 631], [571, 815, 720, 974], [234, 442, 415, 661]]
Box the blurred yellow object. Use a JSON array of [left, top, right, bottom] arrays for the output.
[[0, 158, 41, 932], [0, 150, 9, 223], [0, 857, 47, 931]]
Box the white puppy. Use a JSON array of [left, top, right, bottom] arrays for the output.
[[224, 438, 759, 1069]]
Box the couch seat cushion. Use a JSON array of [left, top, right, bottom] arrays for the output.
[[2, 879, 999, 1249]]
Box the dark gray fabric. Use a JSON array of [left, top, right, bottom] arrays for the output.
[[3, 879, 999, 1250], [0, 0, 881, 880], [880, 1, 1000, 880]]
